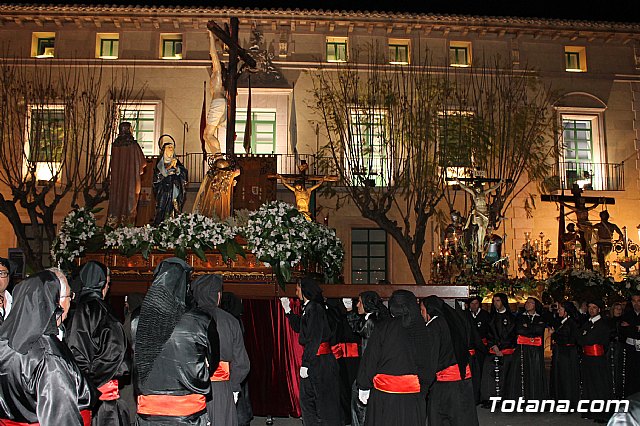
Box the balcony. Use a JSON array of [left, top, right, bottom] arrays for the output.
[[178, 153, 338, 186], [553, 161, 624, 191]]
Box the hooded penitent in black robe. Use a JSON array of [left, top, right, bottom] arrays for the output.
[[350, 292, 389, 426], [357, 290, 427, 426], [550, 303, 580, 407], [510, 300, 547, 400], [191, 275, 250, 426], [285, 277, 342, 426], [622, 306, 640, 397], [480, 293, 516, 402], [609, 315, 625, 398], [423, 296, 479, 426], [134, 258, 220, 426], [0, 271, 97, 425], [467, 303, 490, 405], [576, 309, 612, 422], [66, 261, 130, 426]]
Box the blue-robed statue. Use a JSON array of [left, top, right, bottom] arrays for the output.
[[152, 135, 188, 225]]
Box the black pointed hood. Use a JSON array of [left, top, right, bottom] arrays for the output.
[[0, 271, 62, 354], [77, 261, 109, 301]]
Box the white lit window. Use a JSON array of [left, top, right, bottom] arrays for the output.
[[235, 109, 276, 154], [559, 112, 606, 190], [161, 34, 183, 60], [349, 109, 389, 187], [388, 39, 410, 65], [97, 33, 119, 59], [438, 111, 476, 183], [326, 37, 348, 62], [24, 105, 65, 181], [565, 46, 587, 72], [31, 32, 55, 58], [450, 41, 472, 67]]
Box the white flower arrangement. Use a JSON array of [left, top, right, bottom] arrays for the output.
[[52, 204, 344, 282], [51, 207, 100, 269]]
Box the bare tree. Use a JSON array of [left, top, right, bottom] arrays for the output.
[[0, 57, 143, 270], [447, 57, 560, 227], [311, 47, 559, 284], [311, 46, 454, 284]]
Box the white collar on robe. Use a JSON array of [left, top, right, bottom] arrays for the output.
[[426, 315, 438, 327], [590, 314, 601, 324], [1, 290, 11, 319], [497, 308, 507, 314]]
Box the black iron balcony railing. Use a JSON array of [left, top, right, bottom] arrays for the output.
[[553, 161, 624, 191], [177, 153, 338, 186]]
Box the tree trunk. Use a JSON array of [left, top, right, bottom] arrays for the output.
[[374, 218, 427, 285]]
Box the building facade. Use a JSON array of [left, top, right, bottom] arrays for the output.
[[1, 4, 639, 283]]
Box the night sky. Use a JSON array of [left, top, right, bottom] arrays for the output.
[[9, 0, 640, 24]]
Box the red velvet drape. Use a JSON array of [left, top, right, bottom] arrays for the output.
[[242, 298, 303, 417]]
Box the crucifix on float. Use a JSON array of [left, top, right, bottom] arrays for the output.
[[541, 185, 615, 271], [206, 18, 257, 155]]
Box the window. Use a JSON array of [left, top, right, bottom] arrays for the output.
[[388, 39, 410, 65], [449, 41, 472, 67], [326, 37, 348, 62], [25, 105, 65, 181], [31, 32, 55, 58], [234, 109, 276, 154], [161, 34, 183, 60], [565, 46, 587, 72], [559, 113, 607, 190], [349, 109, 389, 187], [118, 103, 161, 156], [438, 111, 476, 182], [97, 33, 119, 59], [351, 228, 387, 284]]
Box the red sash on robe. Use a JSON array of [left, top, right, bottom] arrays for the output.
[[98, 379, 120, 401], [517, 335, 543, 347], [583, 344, 605, 356], [137, 394, 206, 417], [316, 342, 332, 356], [373, 374, 420, 394], [332, 343, 359, 359], [1, 410, 91, 426], [210, 361, 230, 382], [489, 347, 515, 355], [436, 364, 472, 382]]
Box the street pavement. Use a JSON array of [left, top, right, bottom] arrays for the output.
[[253, 406, 596, 425]]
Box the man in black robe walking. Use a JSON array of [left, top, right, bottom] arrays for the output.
[[134, 258, 220, 425], [550, 301, 580, 407], [421, 296, 479, 426], [621, 293, 640, 397], [191, 274, 250, 426], [67, 261, 130, 426], [280, 277, 342, 426], [356, 290, 428, 426], [467, 296, 490, 404], [0, 269, 96, 425], [577, 299, 612, 422], [480, 293, 516, 404], [510, 297, 547, 399]]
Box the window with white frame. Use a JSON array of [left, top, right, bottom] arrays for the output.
[[388, 39, 410, 65], [565, 46, 587, 72], [326, 37, 348, 62], [560, 112, 606, 190], [349, 109, 389, 187], [96, 33, 119, 59], [25, 105, 65, 181], [234, 109, 276, 154], [160, 34, 183, 60], [31, 32, 55, 58], [118, 103, 161, 156], [449, 41, 472, 67]]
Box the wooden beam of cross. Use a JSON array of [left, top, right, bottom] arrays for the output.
[[207, 18, 257, 154]]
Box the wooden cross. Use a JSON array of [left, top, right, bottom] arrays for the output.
[[207, 18, 257, 154]]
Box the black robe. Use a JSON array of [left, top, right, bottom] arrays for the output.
[[609, 316, 626, 398], [576, 316, 612, 421], [286, 301, 342, 426], [67, 293, 130, 426], [550, 316, 580, 406], [510, 312, 547, 399], [135, 309, 219, 426], [424, 316, 478, 426], [622, 310, 640, 397], [356, 318, 426, 426], [0, 272, 97, 425], [480, 310, 516, 401], [468, 309, 490, 404], [207, 308, 250, 426]]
